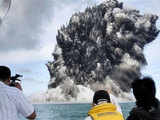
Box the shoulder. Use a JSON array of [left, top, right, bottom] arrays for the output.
[[127, 107, 152, 120], [157, 99, 160, 109], [6, 85, 22, 96], [5, 86, 26, 102]]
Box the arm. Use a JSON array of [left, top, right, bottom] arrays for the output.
[[26, 110, 36, 119], [15, 90, 36, 119], [14, 82, 23, 91], [110, 94, 122, 114]]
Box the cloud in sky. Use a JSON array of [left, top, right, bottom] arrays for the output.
[[0, 0, 55, 65], [0, 0, 54, 51], [17, 67, 33, 74]]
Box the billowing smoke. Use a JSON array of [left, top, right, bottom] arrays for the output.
[[47, 0, 159, 99]]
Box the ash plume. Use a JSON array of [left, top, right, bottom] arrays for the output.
[[47, 0, 159, 99]]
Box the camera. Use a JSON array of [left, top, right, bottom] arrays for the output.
[[10, 74, 23, 87]]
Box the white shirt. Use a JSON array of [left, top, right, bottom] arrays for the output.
[[85, 116, 92, 120], [110, 94, 122, 114], [85, 94, 123, 120], [0, 81, 34, 120]]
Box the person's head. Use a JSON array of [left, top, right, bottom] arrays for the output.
[[131, 77, 157, 109], [0, 66, 11, 84], [93, 90, 111, 106]]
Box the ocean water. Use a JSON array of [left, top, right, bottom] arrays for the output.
[[20, 102, 135, 120]]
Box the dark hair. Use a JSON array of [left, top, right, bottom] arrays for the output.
[[132, 77, 158, 110], [93, 90, 111, 105], [0, 66, 11, 81]]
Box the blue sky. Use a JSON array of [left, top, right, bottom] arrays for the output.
[[0, 0, 160, 99]]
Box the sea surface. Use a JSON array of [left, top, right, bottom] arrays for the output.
[[20, 102, 135, 120]]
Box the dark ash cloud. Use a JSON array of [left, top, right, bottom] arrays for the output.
[[47, 0, 159, 98]]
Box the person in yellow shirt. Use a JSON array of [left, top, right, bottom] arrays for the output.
[[85, 90, 124, 120]]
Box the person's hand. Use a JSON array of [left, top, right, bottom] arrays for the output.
[[14, 82, 23, 91]]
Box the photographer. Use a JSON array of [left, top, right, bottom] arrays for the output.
[[0, 66, 36, 120]]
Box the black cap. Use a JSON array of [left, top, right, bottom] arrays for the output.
[[0, 66, 11, 81], [93, 90, 111, 104]]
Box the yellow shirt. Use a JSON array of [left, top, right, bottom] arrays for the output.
[[88, 103, 124, 120]]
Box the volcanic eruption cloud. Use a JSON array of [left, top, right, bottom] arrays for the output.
[[47, 0, 159, 99]]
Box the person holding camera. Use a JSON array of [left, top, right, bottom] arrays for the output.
[[0, 66, 36, 120]]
